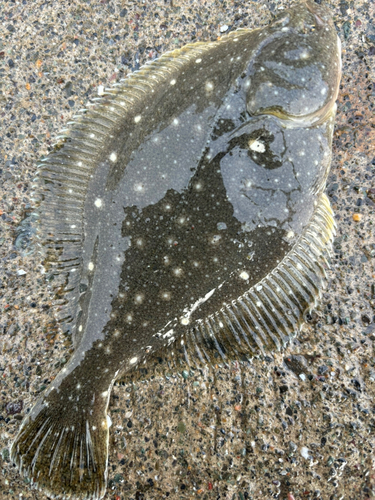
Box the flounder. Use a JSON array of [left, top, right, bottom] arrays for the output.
[[11, 2, 341, 499]]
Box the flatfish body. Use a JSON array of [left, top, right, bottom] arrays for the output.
[[11, 2, 341, 499]]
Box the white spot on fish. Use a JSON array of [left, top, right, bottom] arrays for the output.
[[109, 152, 117, 162], [195, 58, 202, 63], [88, 262, 94, 271], [129, 357, 138, 365], [173, 267, 183, 277], [170, 79, 176, 85], [134, 293, 144, 304], [134, 115, 141, 123], [211, 235, 221, 244], [94, 198, 102, 208], [240, 271, 249, 280], [134, 183, 145, 193], [205, 81, 214, 92]]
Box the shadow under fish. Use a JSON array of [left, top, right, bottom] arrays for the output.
[[11, 1, 341, 499]]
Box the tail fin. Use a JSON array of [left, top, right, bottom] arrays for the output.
[[10, 396, 110, 500]]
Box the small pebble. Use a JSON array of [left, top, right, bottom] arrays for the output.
[[300, 446, 311, 459], [289, 441, 298, 452], [6, 401, 23, 415], [177, 422, 186, 433], [220, 24, 229, 33], [352, 213, 362, 222]]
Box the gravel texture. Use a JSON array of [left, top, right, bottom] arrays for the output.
[[1, 0, 375, 499]]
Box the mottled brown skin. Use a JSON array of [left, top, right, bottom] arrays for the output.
[[11, 2, 341, 499]]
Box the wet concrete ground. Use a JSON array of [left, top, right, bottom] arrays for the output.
[[1, 0, 375, 499]]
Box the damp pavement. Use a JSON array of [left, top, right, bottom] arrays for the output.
[[1, 0, 375, 499]]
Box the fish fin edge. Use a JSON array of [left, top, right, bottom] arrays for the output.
[[181, 193, 335, 367], [115, 194, 335, 380], [10, 399, 109, 500]]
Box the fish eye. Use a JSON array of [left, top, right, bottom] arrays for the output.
[[248, 138, 266, 153]]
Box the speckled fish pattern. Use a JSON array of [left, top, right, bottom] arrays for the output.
[[11, 1, 341, 499]]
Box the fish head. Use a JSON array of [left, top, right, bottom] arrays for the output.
[[245, 1, 341, 125]]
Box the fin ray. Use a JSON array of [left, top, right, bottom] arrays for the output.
[[182, 193, 335, 365], [10, 397, 109, 500]]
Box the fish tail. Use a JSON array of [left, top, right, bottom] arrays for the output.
[[10, 396, 110, 500]]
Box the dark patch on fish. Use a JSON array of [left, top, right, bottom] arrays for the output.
[[11, 2, 341, 499]]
